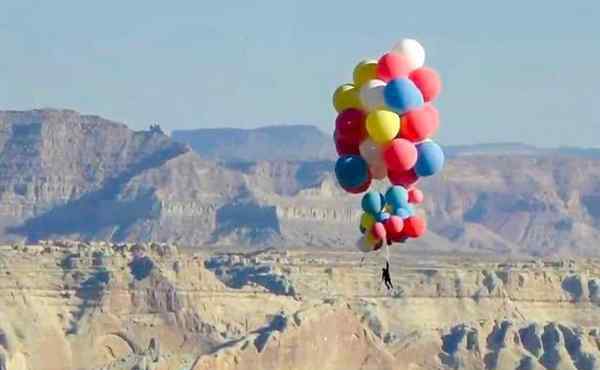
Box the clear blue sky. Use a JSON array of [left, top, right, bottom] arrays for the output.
[[1, 1, 599, 147]]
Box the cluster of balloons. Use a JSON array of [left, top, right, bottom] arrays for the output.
[[331, 38, 445, 252], [357, 186, 427, 252]]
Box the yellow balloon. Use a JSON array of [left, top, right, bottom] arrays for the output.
[[366, 110, 401, 145], [353, 60, 378, 88], [366, 232, 379, 245], [360, 213, 376, 231], [333, 84, 362, 112]]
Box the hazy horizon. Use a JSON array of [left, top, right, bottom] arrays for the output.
[[2, 1, 599, 147]]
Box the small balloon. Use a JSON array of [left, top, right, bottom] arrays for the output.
[[375, 211, 391, 223], [353, 60, 378, 87], [359, 79, 387, 111], [403, 216, 427, 238], [335, 108, 367, 144], [360, 213, 376, 231], [369, 163, 388, 180], [400, 105, 439, 142], [408, 188, 424, 204], [383, 78, 424, 114], [392, 39, 426, 70], [388, 168, 419, 188], [409, 67, 442, 102], [383, 138, 418, 172], [359, 138, 383, 165], [385, 186, 409, 209], [362, 191, 385, 215], [333, 84, 362, 112], [415, 141, 445, 177], [366, 110, 400, 145], [377, 52, 411, 82], [356, 236, 374, 253], [335, 155, 369, 190], [384, 216, 405, 239], [372, 222, 387, 241]]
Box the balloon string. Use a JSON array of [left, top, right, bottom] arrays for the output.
[[385, 243, 390, 263]]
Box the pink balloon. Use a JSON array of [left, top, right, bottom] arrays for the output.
[[373, 222, 387, 241], [383, 138, 418, 172], [384, 216, 404, 239], [400, 105, 439, 143], [409, 67, 442, 102], [377, 52, 411, 82], [369, 163, 388, 180], [408, 188, 424, 204]]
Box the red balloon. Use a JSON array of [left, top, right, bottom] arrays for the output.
[[384, 216, 404, 238], [388, 168, 419, 188], [403, 216, 427, 238], [383, 139, 418, 172], [373, 222, 387, 241], [399, 105, 439, 142], [377, 53, 411, 82], [334, 130, 360, 156], [409, 67, 442, 102], [408, 188, 424, 204], [335, 108, 366, 144], [344, 175, 372, 194]]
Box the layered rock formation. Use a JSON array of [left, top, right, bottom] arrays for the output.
[[2, 109, 600, 256], [0, 242, 598, 370]]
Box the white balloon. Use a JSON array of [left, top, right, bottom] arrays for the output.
[[359, 138, 383, 165], [392, 38, 425, 70], [359, 79, 386, 111], [356, 237, 372, 253]]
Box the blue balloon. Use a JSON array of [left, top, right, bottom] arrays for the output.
[[415, 141, 445, 177], [335, 155, 369, 189], [362, 191, 384, 215], [383, 78, 424, 114], [375, 212, 391, 223], [394, 206, 414, 219], [385, 186, 409, 210]]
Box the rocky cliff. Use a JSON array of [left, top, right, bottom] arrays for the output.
[[0, 242, 598, 370], [2, 109, 600, 257]]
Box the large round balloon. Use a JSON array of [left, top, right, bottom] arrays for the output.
[[409, 67, 442, 102], [333, 84, 362, 112], [392, 39, 426, 70], [335, 108, 366, 144], [353, 60, 378, 87], [377, 53, 411, 82], [388, 168, 419, 188], [414, 141, 445, 177], [383, 78, 424, 114], [384, 215, 404, 239], [403, 216, 427, 238], [385, 186, 409, 209], [366, 110, 400, 145], [359, 80, 386, 111], [334, 131, 360, 156], [335, 155, 369, 190], [400, 105, 439, 142], [359, 138, 383, 165], [383, 138, 418, 172], [361, 191, 385, 215]]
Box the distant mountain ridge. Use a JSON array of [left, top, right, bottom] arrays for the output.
[[2, 109, 600, 257], [172, 125, 336, 162]]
